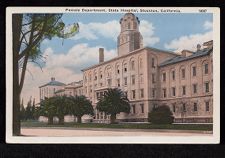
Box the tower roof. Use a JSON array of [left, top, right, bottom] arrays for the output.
[[39, 79, 66, 88], [120, 13, 140, 24]]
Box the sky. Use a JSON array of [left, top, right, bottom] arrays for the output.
[[21, 13, 213, 105]]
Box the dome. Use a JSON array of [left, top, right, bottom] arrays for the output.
[[120, 13, 140, 24]]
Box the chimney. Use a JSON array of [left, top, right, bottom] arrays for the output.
[[99, 48, 104, 63], [51, 77, 55, 81], [181, 50, 193, 57], [203, 40, 213, 49], [197, 44, 201, 51]]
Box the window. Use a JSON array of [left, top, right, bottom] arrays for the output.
[[162, 73, 166, 82], [140, 104, 144, 113], [132, 104, 136, 114], [140, 74, 143, 83], [204, 63, 208, 74], [152, 58, 155, 68], [94, 76, 97, 80], [172, 87, 176, 96], [124, 64, 127, 72], [117, 79, 120, 87], [124, 91, 128, 97], [173, 104, 176, 112], [172, 70, 175, 80], [182, 86, 186, 95], [124, 77, 127, 86], [124, 67, 127, 72], [132, 90, 136, 99], [100, 74, 103, 79], [152, 74, 155, 83], [153, 104, 158, 109], [183, 103, 186, 112], [205, 82, 209, 93], [152, 88, 155, 98], [163, 88, 167, 98], [193, 103, 198, 111], [90, 86, 92, 93], [140, 89, 144, 98], [193, 84, 197, 94], [139, 58, 143, 68], [131, 61, 135, 70], [96, 92, 100, 100], [205, 101, 209, 111], [107, 79, 112, 86], [117, 69, 120, 74], [181, 69, 185, 79], [131, 75, 135, 85], [128, 22, 130, 29], [192, 66, 196, 76]]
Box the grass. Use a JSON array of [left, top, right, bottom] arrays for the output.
[[21, 120, 213, 131]]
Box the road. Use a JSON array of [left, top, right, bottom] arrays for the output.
[[21, 127, 212, 137]]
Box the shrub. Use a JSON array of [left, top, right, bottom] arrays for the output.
[[148, 105, 174, 124]]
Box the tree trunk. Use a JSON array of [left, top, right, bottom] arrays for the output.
[[12, 14, 23, 136], [77, 116, 82, 123], [110, 114, 116, 124], [48, 116, 53, 125], [58, 116, 64, 125]]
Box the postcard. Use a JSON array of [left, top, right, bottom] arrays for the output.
[[6, 7, 220, 144]]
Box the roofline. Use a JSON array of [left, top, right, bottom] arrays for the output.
[[81, 47, 145, 71], [159, 48, 212, 67], [81, 47, 177, 72], [65, 85, 83, 89], [145, 47, 178, 56], [39, 83, 66, 88]]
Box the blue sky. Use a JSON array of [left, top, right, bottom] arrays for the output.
[[22, 12, 213, 104], [40, 13, 213, 54]]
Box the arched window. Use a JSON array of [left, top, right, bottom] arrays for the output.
[[131, 60, 135, 70], [202, 60, 209, 75], [139, 58, 143, 69], [128, 22, 130, 29]]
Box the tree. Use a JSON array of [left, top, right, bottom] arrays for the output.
[[148, 105, 174, 124], [12, 14, 79, 135], [96, 88, 130, 124], [69, 95, 94, 123], [31, 98, 36, 120], [25, 99, 33, 120], [19, 99, 26, 120], [37, 97, 57, 125], [54, 95, 73, 125]]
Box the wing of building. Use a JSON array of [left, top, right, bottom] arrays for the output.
[[39, 13, 213, 124]]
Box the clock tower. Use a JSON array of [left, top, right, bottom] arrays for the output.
[[117, 13, 143, 56]]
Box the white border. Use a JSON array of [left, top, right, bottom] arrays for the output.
[[6, 7, 220, 144]]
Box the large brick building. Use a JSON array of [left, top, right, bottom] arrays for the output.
[[40, 13, 213, 123]]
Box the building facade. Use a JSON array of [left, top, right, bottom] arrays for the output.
[[39, 13, 213, 123]]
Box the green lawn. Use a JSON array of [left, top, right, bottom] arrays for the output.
[[21, 120, 213, 131]]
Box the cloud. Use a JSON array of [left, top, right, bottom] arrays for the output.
[[21, 44, 117, 104], [70, 20, 159, 47], [204, 21, 213, 30], [164, 20, 213, 53], [71, 21, 120, 41], [164, 31, 212, 53], [139, 20, 160, 46], [44, 43, 117, 72]]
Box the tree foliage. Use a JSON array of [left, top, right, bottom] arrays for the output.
[[13, 14, 79, 135], [96, 88, 130, 124], [69, 95, 94, 123], [148, 105, 174, 124]]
